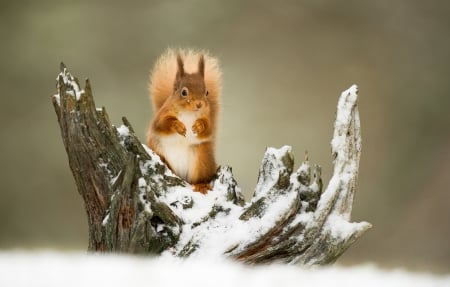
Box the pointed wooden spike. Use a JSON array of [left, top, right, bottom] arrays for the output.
[[85, 78, 92, 93], [60, 62, 66, 73], [58, 75, 64, 87], [122, 117, 135, 134], [313, 164, 321, 180]]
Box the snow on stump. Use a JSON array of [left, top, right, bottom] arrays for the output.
[[52, 63, 371, 265]]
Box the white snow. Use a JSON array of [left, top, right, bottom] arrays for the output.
[[138, 177, 147, 188], [53, 93, 61, 105], [297, 160, 310, 178], [137, 143, 355, 259], [110, 170, 122, 186], [254, 145, 292, 199], [0, 251, 448, 287], [53, 68, 85, 105], [102, 213, 110, 226], [115, 125, 131, 147], [324, 214, 367, 240], [267, 145, 292, 160], [287, 211, 314, 230], [154, 152, 301, 258], [116, 124, 130, 137], [160, 183, 244, 257]]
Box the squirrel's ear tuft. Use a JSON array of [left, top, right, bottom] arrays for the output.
[[176, 53, 185, 81], [198, 54, 205, 78]]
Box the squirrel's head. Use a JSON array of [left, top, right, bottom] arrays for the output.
[[173, 53, 209, 112]]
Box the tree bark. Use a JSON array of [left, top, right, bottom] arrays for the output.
[[52, 63, 371, 264]]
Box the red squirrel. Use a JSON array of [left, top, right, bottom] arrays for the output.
[[146, 49, 221, 194]]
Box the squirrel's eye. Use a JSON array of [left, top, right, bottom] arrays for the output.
[[181, 87, 188, 97], [206, 90, 209, 96]]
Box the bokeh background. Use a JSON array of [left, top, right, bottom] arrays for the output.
[[1, 0, 449, 273]]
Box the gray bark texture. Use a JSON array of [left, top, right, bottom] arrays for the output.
[[52, 63, 371, 265]]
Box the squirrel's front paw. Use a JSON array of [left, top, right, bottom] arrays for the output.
[[174, 121, 187, 137], [192, 120, 205, 136]]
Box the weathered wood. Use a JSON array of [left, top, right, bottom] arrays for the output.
[[52, 64, 181, 253], [52, 64, 371, 264]]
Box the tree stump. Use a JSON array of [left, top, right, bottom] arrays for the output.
[[52, 63, 371, 265]]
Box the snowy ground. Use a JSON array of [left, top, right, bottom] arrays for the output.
[[0, 251, 449, 287]]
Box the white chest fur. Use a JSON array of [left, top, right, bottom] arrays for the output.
[[157, 111, 206, 181], [178, 111, 200, 142]]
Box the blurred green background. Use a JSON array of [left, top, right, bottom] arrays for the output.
[[1, 0, 449, 273]]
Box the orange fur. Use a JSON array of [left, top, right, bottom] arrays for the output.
[[147, 48, 221, 193]]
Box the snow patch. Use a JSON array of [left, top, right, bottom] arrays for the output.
[[110, 171, 122, 186], [0, 251, 448, 287], [115, 124, 131, 147], [155, 151, 301, 258], [102, 213, 110, 226], [325, 214, 366, 240], [254, 145, 292, 198], [53, 93, 61, 105], [53, 68, 84, 105], [116, 125, 130, 137]]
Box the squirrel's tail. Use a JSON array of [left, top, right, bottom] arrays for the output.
[[149, 48, 222, 112]]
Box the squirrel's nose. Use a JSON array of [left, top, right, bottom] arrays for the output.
[[196, 102, 203, 109]]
